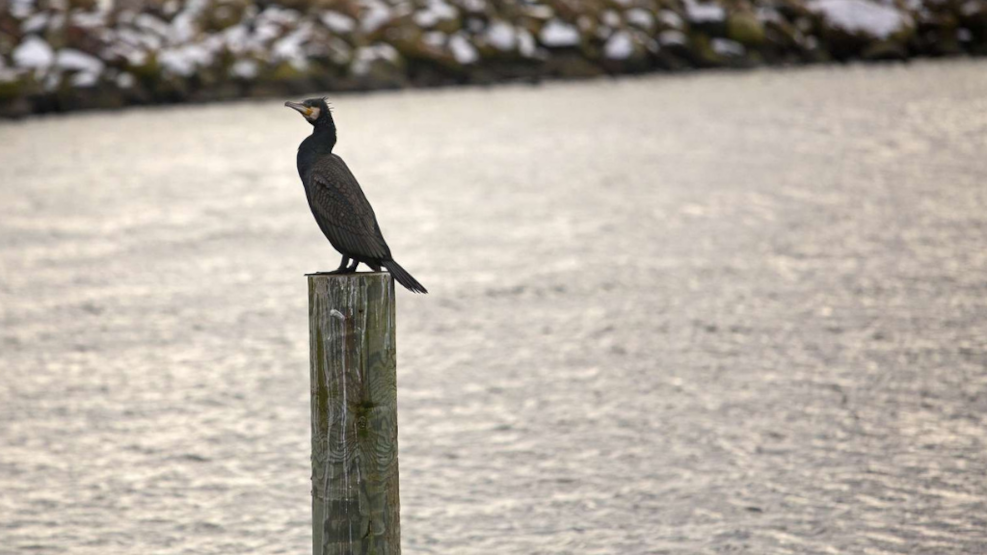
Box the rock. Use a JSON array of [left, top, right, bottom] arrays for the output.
[[861, 38, 908, 60], [728, 12, 765, 46], [811, 0, 915, 59]]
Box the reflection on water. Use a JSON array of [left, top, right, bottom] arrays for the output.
[[2, 60, 987, 554]]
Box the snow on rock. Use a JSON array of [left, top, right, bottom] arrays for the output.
[[685, 0, 725, 23], [11, 0, 35, 19], [70, 71, 99, 87], [604, 30, 634, 59], [116, 72, 136, 88], [810, 0, 911, 38], [449, 33, 478, 64], [540, 19, 580, 47], [423, 31, 447, 48], [658, 29, 687, 46], [13, 36, 54, 70], [517, 28, 537, 57], [756, 7, 784, 24], [626, 9, 655, 31], [169, 0, 209, 45], [361, 0, 394, 33], [71, 10, 106, 29], [56, 49, 105, 76], [159, 43, 214, 76], [961, 1, 981, 17], [460, 0, 487, 13], [659, 10, 684, 29], [273, 22, 313, 68], [711, 38, 745, 56], [486, 20, 516, 51], [352, 44, 400, 75], [21, 13, 49, 34], [231, 59, 259, 79], [135, 13, 170, 38], [414, 0, 458, 27], [320, 11, 355, 34]]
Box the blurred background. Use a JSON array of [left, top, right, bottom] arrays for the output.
[[2, 1, 987, 554]]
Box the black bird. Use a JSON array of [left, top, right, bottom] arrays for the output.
[[286, 98, 427, 294]]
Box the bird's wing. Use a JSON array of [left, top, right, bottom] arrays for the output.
[[307, 155, 390, 260]]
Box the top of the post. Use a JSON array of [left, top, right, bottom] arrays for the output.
[[305, 272, 391, 279], [306, 272, 394, 292]]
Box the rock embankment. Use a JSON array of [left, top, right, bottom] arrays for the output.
[[2, 0, 985, 117]]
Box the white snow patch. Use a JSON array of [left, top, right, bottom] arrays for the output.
[[159, 43, 213, 76], [231, 59, 259, 79], [460, 0, 486, 12], [961, 1, 982, 16], [423, 31, 446, 48], [684, 0, 725, 23], [116, 27, 162, 51], [135, 13, 170, 37], [540, 19, 580, 47], [414, 0, 457, 27], [525, 5, 554, 20], [13, 36, 54, 70], [169, 0, 209, 44], [712, 38, 745, 56], [72, 10, 107, 29], [273, 23, 312, 68], [116, 72, 135, 88], [604, 30, 634, 60], [486, 20, 516, 51], [361, 0, 393, 33], [449, 33, 478, 64], [810, 0, 910, 38], [518, 28, 537, 57], [22, 13, 49, 34], [321, 11, 355, 33], [352, 44, 399, 75], [659, 10, 684, 29], [658, 30, 687, 46], [11, 0, 34, 19], [756, 7, 783, 23], [70, 71, 99, 87], [626, 9, 655, 30], [56, 49, 105, 73], [43, 72, 60, 92]]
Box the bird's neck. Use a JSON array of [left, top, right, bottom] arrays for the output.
[[297, 126, 336, 179]]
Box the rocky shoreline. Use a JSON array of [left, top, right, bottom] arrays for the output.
[[1, 0, 985, 118]]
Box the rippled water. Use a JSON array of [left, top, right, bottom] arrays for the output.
[[2, 60, 987, 554]]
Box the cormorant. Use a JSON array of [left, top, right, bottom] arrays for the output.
[[286, 97, 427, 294]]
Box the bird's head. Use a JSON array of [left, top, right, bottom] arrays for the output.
[[285, 97, 333, 128]]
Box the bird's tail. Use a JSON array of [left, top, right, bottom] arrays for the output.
[[383, 259, 428, 294]]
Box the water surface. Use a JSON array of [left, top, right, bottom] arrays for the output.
[[2, 61, 987, 554]]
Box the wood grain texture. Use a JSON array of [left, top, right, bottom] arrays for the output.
[[309, 273, 399, 555]]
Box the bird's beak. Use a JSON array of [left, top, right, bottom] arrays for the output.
[[285, 101, 312, 117]]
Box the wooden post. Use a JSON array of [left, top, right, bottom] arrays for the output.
[[308, 273, 400, 555]]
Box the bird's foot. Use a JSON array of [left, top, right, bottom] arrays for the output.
[[309, 269, 348, 276]]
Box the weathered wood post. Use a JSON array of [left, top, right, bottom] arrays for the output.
[[308, 273, 400, 555]]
